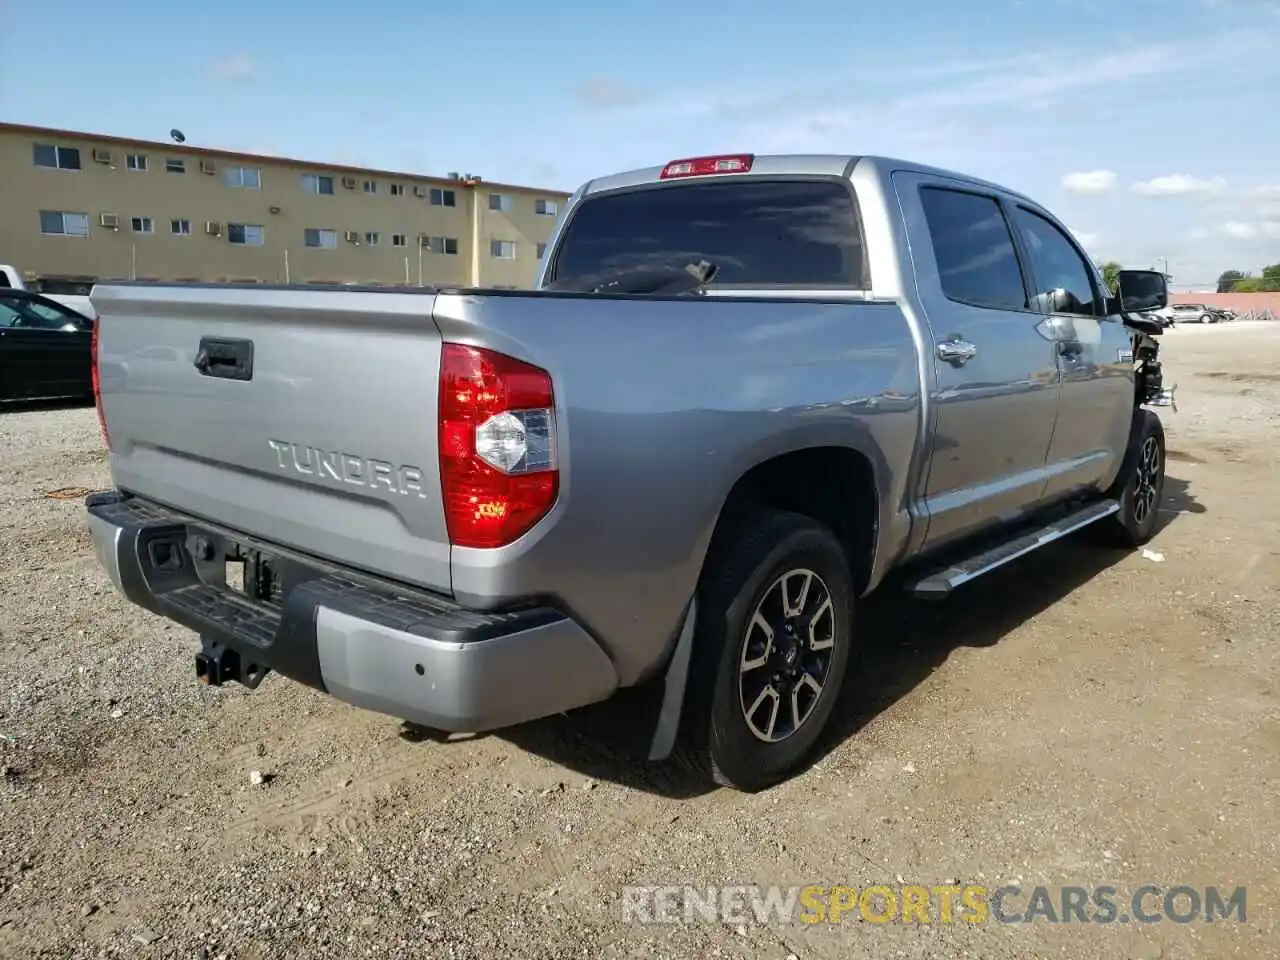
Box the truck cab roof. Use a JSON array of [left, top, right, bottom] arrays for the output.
[[575, 153, 1039, 207]]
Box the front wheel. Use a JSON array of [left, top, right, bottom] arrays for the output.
[[1100, 410, 1166, 547], [676, 510, 855, 792]]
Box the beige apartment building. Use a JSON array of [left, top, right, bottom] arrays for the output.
[[0, 122, 571, 291]]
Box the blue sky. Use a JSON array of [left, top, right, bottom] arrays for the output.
[[4, 0, 1280, 289]]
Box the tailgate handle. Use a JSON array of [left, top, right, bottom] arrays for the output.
[[194, 337, 254, 381]]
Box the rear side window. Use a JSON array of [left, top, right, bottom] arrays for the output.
[[919, 187, 1027, 311], [549, 179, 866, 287]]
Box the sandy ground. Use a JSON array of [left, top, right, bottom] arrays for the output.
[[1, 321, 1277, 960]]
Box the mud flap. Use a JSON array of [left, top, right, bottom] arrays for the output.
[[646, 598, 697, 761]]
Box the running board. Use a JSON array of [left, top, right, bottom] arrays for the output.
[[908, 499, 1121, 599]]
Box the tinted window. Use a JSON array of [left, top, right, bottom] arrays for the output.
[[550, 179, 866, 287], [1012, 207, 1100, 317], [919, 187, 1027, 310], [0, 297, 81, 330]]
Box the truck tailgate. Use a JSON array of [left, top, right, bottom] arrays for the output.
[[90, 283, 452, 594]]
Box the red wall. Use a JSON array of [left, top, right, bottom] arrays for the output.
[[1168, 292, 1280, 313]]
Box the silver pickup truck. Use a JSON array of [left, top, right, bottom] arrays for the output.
[[85, 153, 1174, 791]]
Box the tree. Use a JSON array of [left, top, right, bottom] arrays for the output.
[[1230, 264, 1280, 293], [1099, 261, 1122, 293], [1217, 269, 1246, 293]]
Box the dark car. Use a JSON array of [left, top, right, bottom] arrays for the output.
[[0, 289, 95, 403]]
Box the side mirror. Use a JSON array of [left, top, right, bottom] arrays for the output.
[[1113, 269, 1168, 314]]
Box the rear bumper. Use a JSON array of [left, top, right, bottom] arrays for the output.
[[86, 491, 619, 731]]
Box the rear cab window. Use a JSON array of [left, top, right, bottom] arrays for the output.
[[547, 178, 867, 288]]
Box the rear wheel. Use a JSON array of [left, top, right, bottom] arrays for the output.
[[676, 510, 855, 792], [1099, 410, 1166, 547]]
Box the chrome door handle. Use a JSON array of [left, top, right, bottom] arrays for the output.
[[937, 337, 978, 365]]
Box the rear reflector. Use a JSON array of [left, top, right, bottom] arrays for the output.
[[660, 154, 755, 179]]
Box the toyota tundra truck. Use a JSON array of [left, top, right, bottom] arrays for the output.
[[85, 153, 1174, 792]]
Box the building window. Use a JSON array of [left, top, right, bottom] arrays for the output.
[[390, 184, 405, 197], [126, 154, 148, 172], [32, 144, 82, 170], [228, 223, 265, 246], [537, 242, 547, 259], [364, 231, 380, 246], [304, 228, 338, 248], [223, 165, 262, 189], [430, 188, 456, 208], [428, 236, 459, 255], [166, 158, 186, 174], [171, 219, 192, 236], [489, 193, 513, 213], [490, 239, 516, 259], [392, 233, 407, 247], [130, 217, 155, 234], [535, 199, 558, 217], [301, 174, 335, 195], [38, 210, 90, 237], [363, 180, 377, 194]]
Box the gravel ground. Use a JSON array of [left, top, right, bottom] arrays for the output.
[[1, 322, 1278, 960]]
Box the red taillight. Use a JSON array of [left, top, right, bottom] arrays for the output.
[[660, 153, 755, 179], [90, 318, 110, 449], [438, 343, 558, 549]]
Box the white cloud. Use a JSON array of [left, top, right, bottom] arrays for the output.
[[1131, 174, 1227, 197], [1221, 221, 1257, 239], [1218, 220, 1280, 240], [212, 53, 254, 79], [1062, 170, 1118, 195], [1067, 226, 1100, 248]]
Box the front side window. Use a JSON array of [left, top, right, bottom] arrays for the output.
[[551, 179, 866, 287], [1012, 207, 1101, 316], [919, 187, 1027, 311]]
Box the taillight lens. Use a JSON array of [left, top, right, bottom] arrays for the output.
[[438, 343, 558, 548], [90, 318, 110, 449]]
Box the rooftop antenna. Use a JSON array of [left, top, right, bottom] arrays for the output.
[[170, 128, 186, 144]]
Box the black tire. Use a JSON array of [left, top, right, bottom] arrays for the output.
[[1098, 409, 1166, 547], [675, 510, 855, 792]]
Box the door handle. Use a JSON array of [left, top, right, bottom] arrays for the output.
[[937, 337, 978, 365], [194, 337, 254, 381]]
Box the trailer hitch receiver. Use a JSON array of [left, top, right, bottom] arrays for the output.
[[195, 639, 270, 690]]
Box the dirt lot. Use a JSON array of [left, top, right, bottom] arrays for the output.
[[1, 322, 1277, 960]]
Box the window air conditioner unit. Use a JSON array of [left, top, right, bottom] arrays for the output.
[[344, 230, 359, 243], [92, 148, 113, 164], [341, 176, 357, 189], [205, 221, 222, 236], [413, 185, 427, 198], [99, 212, 119, 229], [418, 234, 431, 247], [199, 160, 217, 175]]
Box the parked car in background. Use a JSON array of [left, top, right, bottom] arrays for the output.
[[1169, 303, 1218, 324], [1209, 306, 1236, 323], [0, 264, 96, 320], [0, 289, 95, 402], [85, 152, 1174, 791]]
